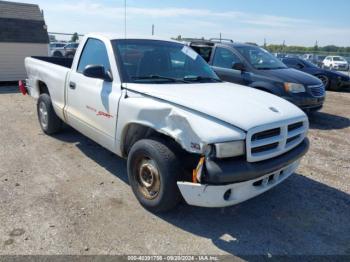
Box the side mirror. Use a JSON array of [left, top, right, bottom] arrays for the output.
[[83, 65, 113, 82], [232, 62, 246, 71]]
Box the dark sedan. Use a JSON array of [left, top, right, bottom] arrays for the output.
[[282, 58, 350, 91]]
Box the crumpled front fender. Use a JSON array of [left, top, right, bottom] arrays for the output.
[[116, 92, 246, 156]]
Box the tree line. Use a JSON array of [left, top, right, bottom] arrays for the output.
[[264, 44, 350, 55]]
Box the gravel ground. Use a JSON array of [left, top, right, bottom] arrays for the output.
[[0, 85, 349, 258]]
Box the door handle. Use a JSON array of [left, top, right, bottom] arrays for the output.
[[69, 81, 76, 89]]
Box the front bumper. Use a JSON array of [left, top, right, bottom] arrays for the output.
[[202, 138, 309, 185], [284, 96, 325, 111], [177, 160, 300, 208], [176, 138, 309, 208]]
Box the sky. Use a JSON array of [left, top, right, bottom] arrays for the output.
[[7, 0, 350, 46]]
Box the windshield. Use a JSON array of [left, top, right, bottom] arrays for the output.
[[333, 57, 346, 62], [112, 39, 220, 84], [302, 59, 318, 68], [236, 46, 287, 70], [50, 43, 65, 48]]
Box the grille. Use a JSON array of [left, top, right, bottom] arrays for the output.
[[309, 84, 325, 97], [252, 128, 280, 141], [246, 118, 308, 162], [337, 64, 347, 69]]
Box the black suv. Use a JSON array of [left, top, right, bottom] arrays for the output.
[[190, 40, 325, 111]]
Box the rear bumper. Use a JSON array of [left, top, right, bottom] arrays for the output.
[[177, 160, 300, 208], [201, 138, 309, 185]]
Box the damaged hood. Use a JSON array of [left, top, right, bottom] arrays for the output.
[[125, 82, 306, 131]]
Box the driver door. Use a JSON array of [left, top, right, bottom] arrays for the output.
[[210, 47, 247, 85], [65, 38, 121, 152]]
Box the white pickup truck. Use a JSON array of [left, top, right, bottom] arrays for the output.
[[23, 33, 310, 212]]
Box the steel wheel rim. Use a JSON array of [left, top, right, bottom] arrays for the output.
[[136, 157, 161, 200], [39, 102, 48, 129], [318, 75, 329, 87]]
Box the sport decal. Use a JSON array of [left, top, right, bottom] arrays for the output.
[[86, 105, 114, 119]]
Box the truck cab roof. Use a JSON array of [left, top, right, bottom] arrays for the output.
[[84, 33, 180, 43]]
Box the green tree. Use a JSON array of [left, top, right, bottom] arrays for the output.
[[71, 32, 79, 42]]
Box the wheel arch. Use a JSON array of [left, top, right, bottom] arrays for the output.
[[250, 84, 275, 94], [37, 80, 50, 96], [120, 122, 183, 158]]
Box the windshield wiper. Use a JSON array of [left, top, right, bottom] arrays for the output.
[[132, 75, 188, 83], [183, 76, 222, 82]]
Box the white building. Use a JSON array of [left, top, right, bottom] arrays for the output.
[[0, 0, 49, 82]]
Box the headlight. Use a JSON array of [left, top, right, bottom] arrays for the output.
[[284, 83, 305, 93], [214, 141, 245, 158]]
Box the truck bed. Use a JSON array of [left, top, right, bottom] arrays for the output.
[[25, 56, 72, 120], [31, 56, 73, 68]]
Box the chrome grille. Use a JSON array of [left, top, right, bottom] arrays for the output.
[[246, 118, 308, 162], [308, 84, 325, 97], [337, 64, 347, 69]]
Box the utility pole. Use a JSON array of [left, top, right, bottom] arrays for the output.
[[152, 24, 155, 36], [220, 33, 222, 42]]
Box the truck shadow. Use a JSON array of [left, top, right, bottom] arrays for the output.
[[161, 174, 350, 257], [52, 127, 350, 257], [308, 111, 350, 130], [53, 126, 130, 184]]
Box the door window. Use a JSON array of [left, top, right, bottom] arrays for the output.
[[212, 47, 241, 69], [283, 58, 303, 68], [77, 38, 111, 73]]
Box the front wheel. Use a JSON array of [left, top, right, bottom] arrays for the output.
[[127, 139, 183, 213], [53, 51, 63, 57], [316, 75, 329, 89]]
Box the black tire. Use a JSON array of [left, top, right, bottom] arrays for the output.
[[37, 94, 63, 135], [316, 74, 329, 89], [127, 138, 183, 213], [53, 51, 62, 57]]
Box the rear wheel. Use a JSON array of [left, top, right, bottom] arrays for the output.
[[127, 138, 183, 213], [37, 94, 63, 135]]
